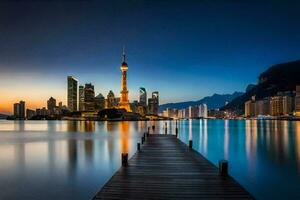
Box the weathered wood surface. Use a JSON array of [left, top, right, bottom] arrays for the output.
[[93, 134, 254, 200]]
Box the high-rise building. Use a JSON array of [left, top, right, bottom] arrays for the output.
[[245, 100, 255, 117], [295, 85, 300, 116], [270, 96, 283, 116], [13, 103, 19, 118], [84, 83, 95, 111], [13, 101, 25, 119], [283, 95, 293, 115], [139, 87, 147, 106], [118, 48, 131, 111], [79, 85, 85, 111], [106, 90, 116, 108], [255, 98, 270, 116], [189, 106, 198, 118], [67, 76, 78, 112], [198, 104, 208, 118], [152, 91, 159, 115], [47, 97, 56, 114], [95, 93, 105, 111], [147, 92, 159, 115]]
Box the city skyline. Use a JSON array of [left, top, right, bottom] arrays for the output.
[[2, 0, 300, 113]]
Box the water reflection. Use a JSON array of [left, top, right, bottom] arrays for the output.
[[1, 120, 300, 200], [176, 119, 300, 199], [0, 120, 145, 200]]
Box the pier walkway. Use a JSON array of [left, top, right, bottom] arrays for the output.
[[93, 134, 253, 199]]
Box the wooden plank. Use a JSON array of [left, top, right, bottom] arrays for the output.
[[93, 134, 254, 200]]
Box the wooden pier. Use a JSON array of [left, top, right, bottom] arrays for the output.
[[93, 134, 253, 199]]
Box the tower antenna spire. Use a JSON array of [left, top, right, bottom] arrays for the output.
[[122, 46, 126, 62]]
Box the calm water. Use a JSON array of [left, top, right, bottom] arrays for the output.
[[0, 120, 300, 199]]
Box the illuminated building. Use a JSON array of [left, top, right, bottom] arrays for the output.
[[245, 100, 255, 117], [47, 97, 56, 114], [255, 98, 270, 116], [118, 48, 131, 111], [13, 101, 25, 119], [139, 87, 147, 106], [296, 85, 300, 116], [270, 96, 283, 116], [282, 95, 293, 115], [106, 90, 116, 108], [95, 93, 105, 111], [79, 85, 85, 111], [189, 106, 198, 118], [198, 104, 208, 118], [148, 91, 159, 115], [67, 76, 78, 112], [84, 83, 95, 111]]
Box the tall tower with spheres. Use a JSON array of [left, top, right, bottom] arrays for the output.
[[118, 47, 131, 112]]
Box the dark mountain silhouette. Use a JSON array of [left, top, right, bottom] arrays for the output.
[[223, 59, 300, 111], [159, 92, 243, 112]]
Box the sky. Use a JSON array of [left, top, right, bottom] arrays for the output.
[[1, 0, 300, 113]]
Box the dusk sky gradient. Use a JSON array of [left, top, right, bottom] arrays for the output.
[[1, 0, 300, 113]]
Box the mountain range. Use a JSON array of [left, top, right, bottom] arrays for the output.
[[159, 92, 244, 112], [223, 59, 300, 111]]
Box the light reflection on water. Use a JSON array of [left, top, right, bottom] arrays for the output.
[[176, 119, 300, 200], [0, 120, 149, 200], [0, 120, 300, 199]]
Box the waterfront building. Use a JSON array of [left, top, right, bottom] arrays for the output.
[[130, 101, 139, 113], [178, 109, 184, 119], [296, 85, 300, 116], [47, 97, 56, 114], [95, 93, 105, 111], [255, 98, 270, 116], [283, 95, 293, 115], [137, 105, 147, 116], [36, 107, 48, 116], [148, 92, 159, 115], [106, 90, 116, 108], [13, 101, 25, 119], [165, 108, 177, 118], [84, 83, 95, 111], [67, 76, 78, 112], [26, 109, 36, 119], [198, 104, 208, 118], [148, 98, 154, 114], [189, 106, 198, 118], [118, 48, 131, 111], [139, 87, 147, 106], [270, 96, 283, 116], [13, 103, 19, 118], [148, 91, 159, 115], [245, 100, 255, 117], [79, 85, 85, 111]]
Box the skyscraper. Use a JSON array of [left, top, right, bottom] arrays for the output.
[[13, 101, 25, 119], [118, 48, 131, 111], [47, 97, 56, 114], [79, 85, 85, 111], [295, 85, 300, 116], [148, 91, 159, 115], [198, 104, 208, 118], [84, 83, 95, 111], [139, 87, 147, 106], [152, 91, 159, 115], [67, 76, 78, 112]]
